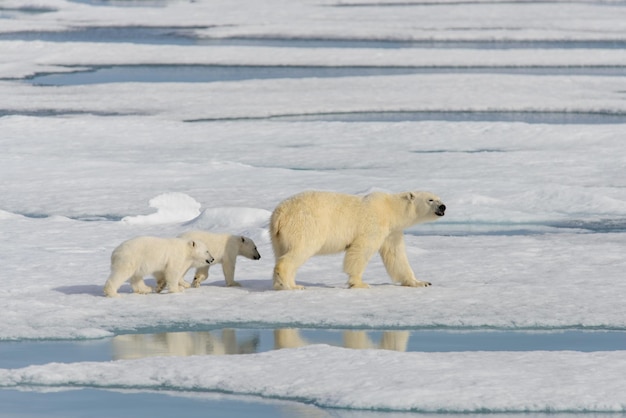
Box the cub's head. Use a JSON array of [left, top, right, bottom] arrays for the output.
[[238, 236, 261, 260], [403, 191, 446, 223], [188, 239, 214, 266]]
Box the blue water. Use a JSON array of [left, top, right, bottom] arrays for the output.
[[18, 65, 626, 124], [2, 25, 626, 50], [25, 64, 626, 86], [1, 328, 624, 417], [1, 328, 624, 369], [0, 388, 330, 418]]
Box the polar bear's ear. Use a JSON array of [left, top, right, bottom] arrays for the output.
[[404, 192, 416, 201]]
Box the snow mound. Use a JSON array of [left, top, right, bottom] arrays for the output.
[[184, 207, 271, 231], [0, 209, 23, 220], [122, 193, 201, 225]]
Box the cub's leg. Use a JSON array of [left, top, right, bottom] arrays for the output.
[[222, 257, 241, 287], [130, 274, 153, 294], [155, 270, 188, 293], [164, 267, 182, 294], [192, 265, 210, 288], [103, 264, 134, 297], [154, 272, 166, 293]]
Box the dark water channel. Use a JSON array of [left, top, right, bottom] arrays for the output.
[[25, 64, 626, 86]]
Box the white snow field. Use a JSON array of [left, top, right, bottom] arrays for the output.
[[1, 0, 625, 416]]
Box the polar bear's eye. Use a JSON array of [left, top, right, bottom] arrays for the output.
[[428, 199, 434, 202]]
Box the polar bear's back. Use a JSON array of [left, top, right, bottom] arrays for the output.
[[270, 191, 365, 256], [111, 236, 187, 274], [178, 231, 229, 261]]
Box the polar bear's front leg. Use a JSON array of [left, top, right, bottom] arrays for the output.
[[163, 267, 184, 294], [130, 275, 153, 294], [379, 232, 432, 287], [154, 272, 166, 293], [192, 265, 209, 288], [167, 281, 182, 293], [344, 240, 377, 289], [221, 257, 241, 287]]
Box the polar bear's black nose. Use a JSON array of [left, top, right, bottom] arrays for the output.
[[439, 204, 446, 212]]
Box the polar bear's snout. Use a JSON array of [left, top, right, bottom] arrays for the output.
[[435, 204, 446, 217]]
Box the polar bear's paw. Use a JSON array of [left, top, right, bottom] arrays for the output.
[[348, 281, 370, 289], [403, 279, 432, 287], [155, 281, 166, 293], [273, 282, 305, 290], [132, 283, 154, 294]]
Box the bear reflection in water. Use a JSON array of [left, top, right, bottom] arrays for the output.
[[112, 329, 259, 359], [111, 329, 409, 359], [274, 329, 409, 351]]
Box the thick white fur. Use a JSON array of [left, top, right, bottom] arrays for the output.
[[175, 231, 261, 288], [269, 190, 445, 290], [103, 236, 213, 297]]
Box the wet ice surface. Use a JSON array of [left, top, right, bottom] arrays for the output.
[[2, 0, 626, 416]]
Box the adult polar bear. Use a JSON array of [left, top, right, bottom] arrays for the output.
[[270, 190, 445, 290]]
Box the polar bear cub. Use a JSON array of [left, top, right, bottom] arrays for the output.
[[270, 190, 445, 290], [170, 231, 261, 288], [103, 236, 214, 297]]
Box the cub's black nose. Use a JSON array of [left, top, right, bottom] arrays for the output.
[[439, 204, 446, 212]]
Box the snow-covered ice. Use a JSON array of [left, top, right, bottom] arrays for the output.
[[1, 0, 625, 415], [2, 347, 625, 412]]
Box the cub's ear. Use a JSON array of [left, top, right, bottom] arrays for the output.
[[404, 192, 416, 201]]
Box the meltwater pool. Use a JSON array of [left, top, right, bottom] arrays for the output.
[[1, 328, 624, 369]]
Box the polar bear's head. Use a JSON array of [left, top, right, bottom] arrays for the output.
[[188, 239, 215, 267], [238, 236, 261, 260], [404, 191, 446, 223]]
